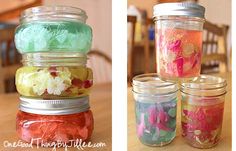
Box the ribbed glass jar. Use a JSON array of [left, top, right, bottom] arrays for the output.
[[132, 73, 178, 146], [15, 6, 92, 54], [16, 96, 94, 144], [15, 52, 93, 99], [153, 2, 205, 81], [180, 75, 227, 148]]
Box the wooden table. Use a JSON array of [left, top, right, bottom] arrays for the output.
[[128, 72, 232, 151], [0, 0, 42, 21], [0, 83, 111, 151]]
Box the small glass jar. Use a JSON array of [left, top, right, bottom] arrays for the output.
[[180, 75, 227, 148], [16, 96, 94, 144], [15, 6, 92, 54], [153, 2, 205, 81], [132, 73, 178, 146], [15, 53, 93, 99]]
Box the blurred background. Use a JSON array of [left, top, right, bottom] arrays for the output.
[[0, 0, 112, 94], [127, 0, 231, 83]]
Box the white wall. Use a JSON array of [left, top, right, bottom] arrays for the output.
[[44, 0, 112, 57], [199, 0, 231, 25]]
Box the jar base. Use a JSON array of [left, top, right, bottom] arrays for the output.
[[158, 76, 200, 83], [139, 137, 175, 147], [184, 138, 219, 149]]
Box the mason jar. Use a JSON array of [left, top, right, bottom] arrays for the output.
[[153, 2, 205, 81], [15, 52, 93, 99], [16, 96, 94, 144], [132, 73, 178, 146], [180, 75, 227, 148], [15, 6, 92, 54]]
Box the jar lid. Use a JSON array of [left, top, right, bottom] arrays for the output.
[[181, 75, 227, 97], [153, 2, 205, 19], [19, 96, 90, 115], [132, 73, 178, 96]]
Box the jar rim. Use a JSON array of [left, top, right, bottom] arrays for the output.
[[153, 15, 205, 23], [132, 73, 178, 96], [181, 75, 227, 90], [21, 52, 87, 66], [20, 5, 88, 23], [19, 96, 90, 115], [180, 75, 227, 97], [132, 73, 176, 87]]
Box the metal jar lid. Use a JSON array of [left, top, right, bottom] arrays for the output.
[[19, 96, 90, 115], [153, 2, 205, 19]]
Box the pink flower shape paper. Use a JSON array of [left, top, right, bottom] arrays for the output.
[[137, 113, 145, 137], [168, 40, 181, 53], [148, 107, 157, 126]]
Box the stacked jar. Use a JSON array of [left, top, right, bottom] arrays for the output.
[[14, 6, 94, 144], [132, 74, 178, 146], [180, 75, 226, 148], [152, 2, 227, 148], [132, 2, 227, 149]]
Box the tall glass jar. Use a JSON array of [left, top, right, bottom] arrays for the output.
[[132, 73, 178, 146], [15, 6, 92, 54], [180, 75, 227, 148], [16, 96, 94, 144], [15, 53, 93, 99], [153, 2, 205, 81]]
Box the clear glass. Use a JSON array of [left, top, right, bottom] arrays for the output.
[[154, 16, 204, 81], [15, 52, 93, 99], [132, 73, 178, 146], [14, 6, 92, 54], [180, 75, 227, 148], [16, 110, 94, 144]]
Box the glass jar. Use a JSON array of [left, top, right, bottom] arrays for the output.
[[132, 73, 178, 146], [15, 6, 92, 54], [153, 2, 205, 81], [16, 96, 94, 144], [180, 75, 227, 148], [15, 53, 93, 99]]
